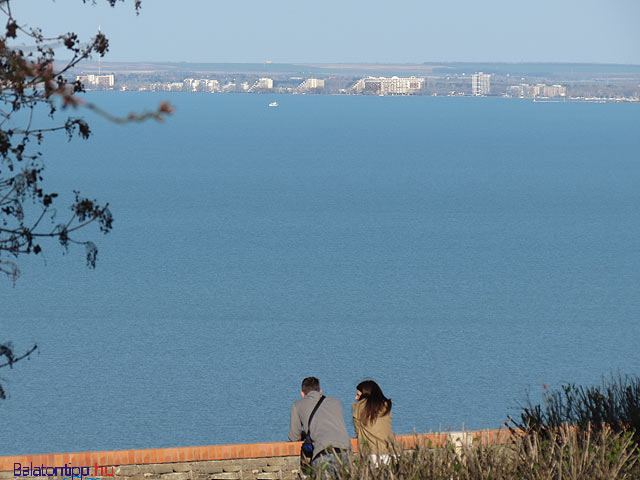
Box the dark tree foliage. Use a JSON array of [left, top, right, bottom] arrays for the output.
[[0, 342, 37, 399], [0, 0, 171, 397]]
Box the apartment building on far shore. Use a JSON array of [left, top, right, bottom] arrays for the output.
[[351, 76, 424, 95], [75, 74, 115, 89], [298, 78, 325, 91], [472, 72, 491, 96], [249, 77, 274, 91], [509, 83, 567, 98]]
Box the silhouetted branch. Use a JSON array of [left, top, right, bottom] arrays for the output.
[[0, 343, 37, 369]]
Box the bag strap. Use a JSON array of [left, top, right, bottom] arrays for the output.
[[305, 395, 326, 439]]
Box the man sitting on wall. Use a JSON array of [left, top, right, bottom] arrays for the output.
[[288, 377, 351, 473]]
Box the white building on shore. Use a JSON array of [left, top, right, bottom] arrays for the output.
[[250, 78, 274, 91], [183, 78, 220, 93], [76, 74, 115, 88], [472, 73, 491, 96], [509, 83, 566, 98], [351, 76, 424, 95], [298, 78, 325, 91]]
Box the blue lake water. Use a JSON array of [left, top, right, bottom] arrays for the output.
[[1, 93, 639, 455]]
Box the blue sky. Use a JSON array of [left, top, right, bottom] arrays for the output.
[[10, 0, 640, 64]]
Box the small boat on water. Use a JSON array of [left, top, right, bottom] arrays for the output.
[[268, 101, 278, 107]]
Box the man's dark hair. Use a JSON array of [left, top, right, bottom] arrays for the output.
[[301, 377, 320, 394]]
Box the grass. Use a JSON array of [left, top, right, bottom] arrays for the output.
[[311, 374, 640, 479], [313, 425, 639, 479], [509, 374, 640, 445]]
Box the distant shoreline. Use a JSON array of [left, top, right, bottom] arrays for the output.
[[70, 62, 640, 102]]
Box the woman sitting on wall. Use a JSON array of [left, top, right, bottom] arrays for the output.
[[352, 380, 395, 466]]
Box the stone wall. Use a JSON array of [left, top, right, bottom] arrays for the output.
[[0, 430, 510, 480], [1, 457, 300, 480]]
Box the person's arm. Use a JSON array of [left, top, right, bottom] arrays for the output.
[[288, 403, 302, 441], [352, 402, 362, 438]]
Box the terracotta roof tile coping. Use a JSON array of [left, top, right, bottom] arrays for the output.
[[0, 430, 508, 471]]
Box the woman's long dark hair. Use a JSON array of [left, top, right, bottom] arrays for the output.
[[357, 380, 392, 426]]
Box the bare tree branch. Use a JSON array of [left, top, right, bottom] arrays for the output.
[[0, 0, 170, 400]]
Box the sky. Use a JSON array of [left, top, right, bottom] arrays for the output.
[[8, 0, 640, 65]]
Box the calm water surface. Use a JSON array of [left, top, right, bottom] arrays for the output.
[[1, 93, 639, 455]]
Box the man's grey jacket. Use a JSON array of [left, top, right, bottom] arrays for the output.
[[288, 390, 351, 459]]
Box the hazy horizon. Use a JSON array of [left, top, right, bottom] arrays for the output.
[[8, 0, 640, 66], [77, 60, 640, 67]]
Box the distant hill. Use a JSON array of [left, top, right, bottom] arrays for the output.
[[69, 61, 640, 79]]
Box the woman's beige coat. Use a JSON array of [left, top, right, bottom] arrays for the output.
[[352, 398, 395, 455]]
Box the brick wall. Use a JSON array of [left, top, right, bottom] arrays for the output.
[[0, 430, 510, 480]]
